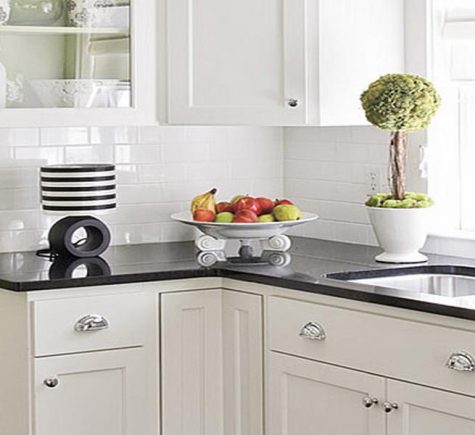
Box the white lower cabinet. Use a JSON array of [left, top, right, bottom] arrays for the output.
[[268, 352, 386, 435], [161, 289, 263, 435], [268, 352, 475, 435], [3, 281, 475, 435], [34, 348, 150, 435], [387, 380, 475, 435]]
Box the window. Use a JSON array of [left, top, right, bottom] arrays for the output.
[[429, 0, 475, 234]]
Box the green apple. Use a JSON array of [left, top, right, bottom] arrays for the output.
[[273, 205, 301, 221], [258, 214, 275, 223], [215, 212, 234, 223]]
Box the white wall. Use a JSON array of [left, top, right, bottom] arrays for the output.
[[0, 126, 283, 253]]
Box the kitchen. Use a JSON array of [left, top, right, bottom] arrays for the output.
[[1, 0, 475, 434]]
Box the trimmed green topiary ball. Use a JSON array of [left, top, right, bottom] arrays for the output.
[[361, 74, 441, 131]]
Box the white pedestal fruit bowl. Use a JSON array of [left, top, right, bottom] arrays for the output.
[[171, 211, 318, 252]]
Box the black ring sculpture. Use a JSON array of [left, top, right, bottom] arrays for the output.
[[48, 216, 111, 258]]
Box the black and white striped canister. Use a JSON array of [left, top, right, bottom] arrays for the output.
[[40, 164, 116, 214]]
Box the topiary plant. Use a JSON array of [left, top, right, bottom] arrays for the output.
[[361, 74, 441, 206]]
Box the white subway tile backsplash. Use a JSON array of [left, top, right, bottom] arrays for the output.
[[0, 128, 39, 146], [162, 142, 209, 162], [185, 161, 230, 181], [115, 144, 162, 164], [0, 167, 39, 188], [285, 126, 386, 245], [139, 163, 186, 183], [138, 126, 186, 144], [0, 125, 283, 253], [14, 147, 64, 165], [41, 127, 89, 146], [90, 127, 137, 145], [284, 140, 337, 162], [65, 145, 114, 164], [0, 122, 394, 252]]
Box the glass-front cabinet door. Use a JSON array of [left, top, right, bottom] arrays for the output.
[[0, 0, 156, 126]]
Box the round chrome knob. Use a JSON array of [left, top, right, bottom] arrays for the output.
[[383, 401, 399, 413], [44, 378, 59, 388], [288, 98, 299, 108], [362, 396, 378, 408], [446, 352, 475, 372]]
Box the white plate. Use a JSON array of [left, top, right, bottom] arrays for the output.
[[171, 211, 318, 240]]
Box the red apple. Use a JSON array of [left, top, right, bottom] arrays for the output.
[[274, 199, 294, 207], [234, 197, 262, 215], [216, 201, 233, 213], [256, 197, 275, 214], [233, 209, 258, 223], [193, 209, 216, 222]]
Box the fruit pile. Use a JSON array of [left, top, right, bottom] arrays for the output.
[[191, 188, 302, 223]]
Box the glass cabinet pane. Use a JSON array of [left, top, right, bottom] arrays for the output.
[[0, 0, 131, 109]]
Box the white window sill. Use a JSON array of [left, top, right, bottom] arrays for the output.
[[425, 230, 475, 259], [429, 229, 475, 241]]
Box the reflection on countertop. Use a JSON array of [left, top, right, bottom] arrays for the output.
[[2, 237, 475, 320]]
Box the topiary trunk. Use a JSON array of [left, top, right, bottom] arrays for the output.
[[389, 131, 408, 200]]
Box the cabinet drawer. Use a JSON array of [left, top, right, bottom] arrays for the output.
[[268, 296, 475, 397], [34, 293, 148, 356]]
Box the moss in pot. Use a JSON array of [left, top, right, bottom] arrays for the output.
[[360, 74, 441, 263]]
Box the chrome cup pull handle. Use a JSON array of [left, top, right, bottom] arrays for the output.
[[299, 322, 326, 341], [446, 352, 475, 372], [74, 314, 109, 332]]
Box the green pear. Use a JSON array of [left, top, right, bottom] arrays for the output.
[[215, 212, 234, 223], [273, 205, 301, 221], [258, 214, 275, 223]]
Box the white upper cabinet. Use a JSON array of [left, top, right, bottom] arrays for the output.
[[166, 0, 405, 126], [167, 0, 308, 125], [0, 0, 157, 127]]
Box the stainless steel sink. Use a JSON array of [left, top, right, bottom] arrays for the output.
[[326, 266, 475, 299]]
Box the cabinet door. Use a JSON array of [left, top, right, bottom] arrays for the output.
[[161, 289, 263, 435], [387, 380, 475, 435], [222, 290, 263, 435], [268, 352, 385, 435], [167, 0, 308, 125], [0, 0, 156, 127], [34, 348, 151, 435]]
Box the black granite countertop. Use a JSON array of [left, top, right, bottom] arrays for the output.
[[2, 237, 475, 321]]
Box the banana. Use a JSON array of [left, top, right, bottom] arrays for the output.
[[191, 188, 218, 213]]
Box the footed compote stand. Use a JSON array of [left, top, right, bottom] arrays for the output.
[[195, 233, 292, 254], [196, 248, 292, 268], [172, 210, 318, 257]]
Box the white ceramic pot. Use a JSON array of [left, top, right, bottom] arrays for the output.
[[367, 206, 431, 264]]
